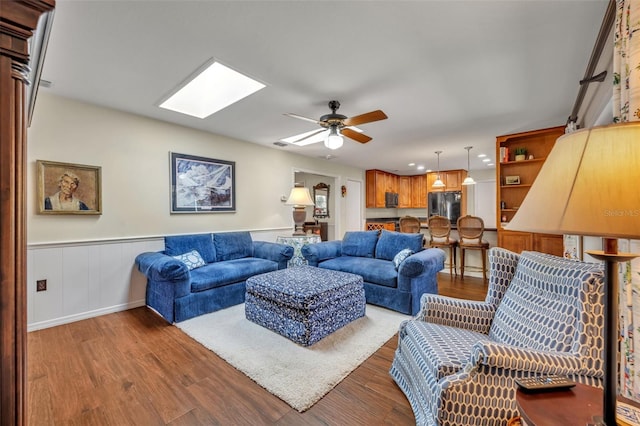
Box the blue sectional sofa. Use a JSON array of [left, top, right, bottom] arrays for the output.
[[301, 230, 445, 315], [135, 231, 293, 323]]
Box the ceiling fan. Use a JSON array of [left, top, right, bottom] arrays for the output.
[[283, 100, 388, 149]]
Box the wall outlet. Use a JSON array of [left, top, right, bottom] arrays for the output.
[[36, 279, 47, 292]]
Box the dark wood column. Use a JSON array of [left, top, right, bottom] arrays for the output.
[[0, 1, 55, 424]]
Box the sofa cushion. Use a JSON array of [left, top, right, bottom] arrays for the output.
[[375, 230, 424, 261], [341, 230, 379, 258], [319, 256, 398, 288], [165, 234, 216, 263], [393, 248, 414, 270], [214, 231, 254, 261], [190, 257, 277, 292], [172, 249, 206, 270]]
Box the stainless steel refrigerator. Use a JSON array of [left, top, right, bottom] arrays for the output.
[[427, 191, 462, 226]]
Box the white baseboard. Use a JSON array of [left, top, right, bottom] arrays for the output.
[[27, 299, 146, 332]]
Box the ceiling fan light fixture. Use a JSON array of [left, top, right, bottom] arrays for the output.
[[324, 126, 343, 150]]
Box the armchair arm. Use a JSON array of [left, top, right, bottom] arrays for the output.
[[469, 341, 585, 376], [135, 252, 191, 298], [253, 241, 294, 269], [418, 293, 496, 334], [301, 240, 342, 266]]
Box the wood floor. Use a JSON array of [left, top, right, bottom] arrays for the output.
[[27, 273, 488, 425]]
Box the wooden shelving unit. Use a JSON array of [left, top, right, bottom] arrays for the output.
[[496, 125, 565, 255]]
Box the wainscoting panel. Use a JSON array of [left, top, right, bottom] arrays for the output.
[[27, 229, 290, 331]]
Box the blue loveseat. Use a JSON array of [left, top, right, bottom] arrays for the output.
[[301, 230, 445, 315], [135, 231, 293, 323]]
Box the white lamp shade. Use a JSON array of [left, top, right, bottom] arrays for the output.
[[432, 177, 445, 188], [285, 187, 314, 207], [462, 176, 475, 185], [506, 122, 640, 239]]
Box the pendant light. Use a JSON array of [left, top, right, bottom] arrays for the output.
[[324, 125, 343, 150], [462, 146, 476, 185], [432, 151, 445, 188]]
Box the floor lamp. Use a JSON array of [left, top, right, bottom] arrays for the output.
[[506, 122, 640, 425]]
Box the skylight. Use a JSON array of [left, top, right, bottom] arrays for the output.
[[159, 61, 265, 119]]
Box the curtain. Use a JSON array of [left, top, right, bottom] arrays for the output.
[[613, 0, 640, 122], [615, 0, 640, 402]]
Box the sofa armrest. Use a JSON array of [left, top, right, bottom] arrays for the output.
[[301, 240, 342, 266], [252, 241, 294, 269], [135, 252, 191, 298], [418, 293, 496, 334], [398, 248, 445, 279]]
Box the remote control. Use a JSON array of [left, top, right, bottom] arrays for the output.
[[515, 375, 576, 392]]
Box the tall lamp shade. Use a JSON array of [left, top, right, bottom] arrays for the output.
[[506, 122, 640, 425], [285, 187, 315, 236]]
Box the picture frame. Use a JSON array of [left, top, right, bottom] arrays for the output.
[[170, 152, 235, 213], [37, 160, 102, 215], [563, 234, 583, 260], [504, 175, 521, 185]]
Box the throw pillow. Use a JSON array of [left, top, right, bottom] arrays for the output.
[[375, 230, 424, 261], [393, 248, 414, 270], [172, 250, 206, 270]]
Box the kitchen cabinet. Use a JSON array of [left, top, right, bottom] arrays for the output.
[[398, 176, 412, 208], [426, 170, 466, 192], [496, 126, 565, 256], [410, 174, 427, 208], [367, 170, 426, 209]]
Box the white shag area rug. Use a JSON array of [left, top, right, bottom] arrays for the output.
[[176, 303, 410, 412]]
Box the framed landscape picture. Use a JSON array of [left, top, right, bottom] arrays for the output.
[[37, 160, 102, 215], [170, 152, 235, 213]]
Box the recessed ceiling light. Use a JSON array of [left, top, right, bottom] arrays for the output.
[[159, 60, 265, 119], [487, 163, 494, 166], [408, 163, 415, 167], [417, 165, 425, 170], [478, 154, 487, 158], [482, 158, 491, 162]]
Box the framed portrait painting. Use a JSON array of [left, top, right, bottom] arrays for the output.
[[37, 160, 102, 215], [170, 152, 235, 213]]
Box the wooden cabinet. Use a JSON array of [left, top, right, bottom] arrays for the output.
[[426, 170, 466, 192], [366, 170, 427, 209], [496, 126, 565, 255], [410, 174, 427, 208], [398, 176, 412, 208]]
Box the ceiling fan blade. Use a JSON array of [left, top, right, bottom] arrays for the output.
[[283, 113, 320, 124], [289, 128, 327, 144], [342, 128, 372, 144], [343, 110, 388, 127]]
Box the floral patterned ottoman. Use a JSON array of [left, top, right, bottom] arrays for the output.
[[245, 265, 366, 346]]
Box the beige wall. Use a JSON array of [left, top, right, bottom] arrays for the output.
[[27, 93, 364, 244]]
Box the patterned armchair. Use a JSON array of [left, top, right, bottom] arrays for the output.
[[390, 247, 604, 425]]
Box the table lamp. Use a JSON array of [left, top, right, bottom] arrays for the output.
[[506, 121, 640, 425], [285, 187, 315, 236]]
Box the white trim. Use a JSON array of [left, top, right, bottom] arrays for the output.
[[27, 227, 292, 249], [27, 299, 146, 332]]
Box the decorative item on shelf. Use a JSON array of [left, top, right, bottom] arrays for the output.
[[341, 185, 347, 197], [432, 151, 445, 188], [504, 175, 520, 185], [506, 122, 640, 426], [462, 146, 476, 185], [528, 154, 535, 160], [285, 186, 315, 236], [500, 146, 510, 163], [500, 200, 507, 210], [514, 147, 527, 161]]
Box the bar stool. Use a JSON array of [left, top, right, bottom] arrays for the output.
[[457, 215, 490, 281], [427, 215, 457, 275]]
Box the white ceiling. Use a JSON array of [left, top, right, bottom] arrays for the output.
[[38, 0, 610, 175]]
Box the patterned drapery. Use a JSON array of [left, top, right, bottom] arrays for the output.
[[614, 0, 640, 402], [613, 0, 640, 122]]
